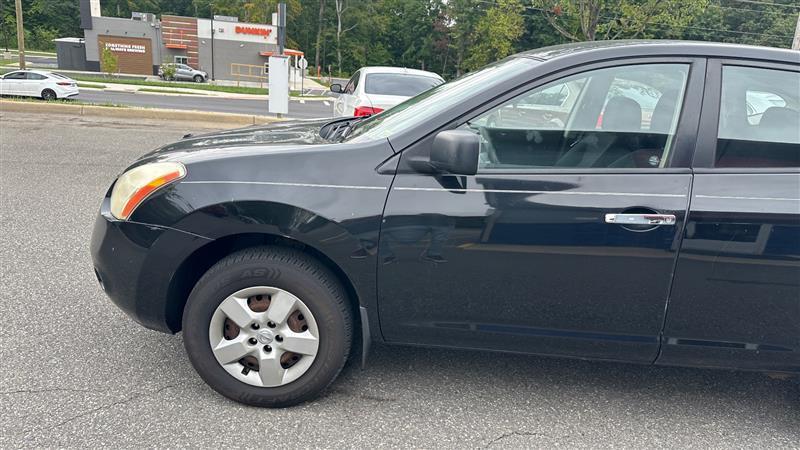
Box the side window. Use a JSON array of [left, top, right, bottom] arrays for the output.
[[345, 71, 359, 94], [470, 63, 689, 170], [27, 73, 46, 80], [716, 66, 799, 168], [4, 72, 27, 80]]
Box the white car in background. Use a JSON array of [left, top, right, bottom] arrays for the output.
[[331, 67, 444, 117], [0, 70, 79, 100]]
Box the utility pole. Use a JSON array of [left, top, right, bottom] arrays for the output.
[[792, 12, 800, 51], [277, 2, 286, 55], [14, 0, 25, 69]]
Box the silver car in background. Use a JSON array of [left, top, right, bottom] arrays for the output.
[[331, 66, 444, 117], [158, 63, 208, 83]]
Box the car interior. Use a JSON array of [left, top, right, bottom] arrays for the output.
[[715, 66, 800, 168], [471, 64, 689, 170]]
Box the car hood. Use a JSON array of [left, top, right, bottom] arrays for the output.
[[136, 118, 332, 163]]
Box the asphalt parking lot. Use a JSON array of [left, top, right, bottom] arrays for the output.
[[1, 112, 798, 448]]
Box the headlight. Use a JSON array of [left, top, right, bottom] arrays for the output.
[[110, 162, 186, 220]]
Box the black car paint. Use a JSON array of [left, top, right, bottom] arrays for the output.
[[91, 41, 800, 373]]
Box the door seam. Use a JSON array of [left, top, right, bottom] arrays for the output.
[[373, 148, 399, 342], [653, 172, 695, 364]]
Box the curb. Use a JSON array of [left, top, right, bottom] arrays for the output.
[[0, 99, 281, 126]]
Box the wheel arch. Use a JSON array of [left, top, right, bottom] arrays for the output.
[[166, 232, 364, 336]]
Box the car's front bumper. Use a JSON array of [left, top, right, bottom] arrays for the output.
[[90, 198, 212, 333]]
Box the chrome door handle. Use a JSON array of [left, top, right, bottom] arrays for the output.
[[605, 213, 676, 226]]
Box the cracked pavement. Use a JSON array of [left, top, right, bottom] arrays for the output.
[[1, 112, 799, 448]]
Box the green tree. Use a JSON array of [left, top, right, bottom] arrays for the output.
[[447, 0, 487, 76], [463, 0, 525, 71], [100, 46, 118, 75], [533, 0, 709, 41], [102, 0, 159, 17], [675, 0, 798, 49]]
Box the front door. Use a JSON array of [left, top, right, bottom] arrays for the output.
[[1, 71, 27, 95], [378, 60, 704, 362], [176, 64, 191, 80], [334, 70, 359, 117]]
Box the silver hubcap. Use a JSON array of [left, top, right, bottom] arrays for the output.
[[208, 286, 320, 387]]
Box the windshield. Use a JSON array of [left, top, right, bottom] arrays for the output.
[[364, 73, 442, 96], [344, 58, 537, 143]]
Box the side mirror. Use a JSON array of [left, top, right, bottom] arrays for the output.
[[330, 83, 343, 94], [430, 130, 480, 175]]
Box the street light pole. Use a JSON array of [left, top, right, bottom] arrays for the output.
[[14, 0, 25, 69], [792, 12, 800, 51], [277, 2, 286, 56]]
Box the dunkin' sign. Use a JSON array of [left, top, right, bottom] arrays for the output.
[[235, 25, 272, 37], [198, 19, 277, 44]]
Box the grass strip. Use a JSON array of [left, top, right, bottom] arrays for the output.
[[138, 87, 207, 95], [77, 82, 106, 89]]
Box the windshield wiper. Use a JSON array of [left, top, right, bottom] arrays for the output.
[[334, 116, 369, 142]]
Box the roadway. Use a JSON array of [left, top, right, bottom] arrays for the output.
[[1, 111, 798, 448], [75, 89, 334, 119]]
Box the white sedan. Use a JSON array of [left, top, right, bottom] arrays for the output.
[[331, 67, 444, 117], [0, 70, 79, 100]]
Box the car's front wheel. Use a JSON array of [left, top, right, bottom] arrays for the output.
[[182, 246, 353, 407], [193, 75, 204, 83]]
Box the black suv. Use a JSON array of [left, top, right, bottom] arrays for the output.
[[91, 41, 800, 407]]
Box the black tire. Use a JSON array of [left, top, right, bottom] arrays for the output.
[[193, 75, 203, 83], [41, 89, 56, 101], [182, 246, 353, 407]]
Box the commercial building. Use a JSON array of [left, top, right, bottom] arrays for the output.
[[60, 0, 304, 82]]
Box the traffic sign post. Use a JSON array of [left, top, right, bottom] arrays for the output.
[[269, 3, 289, 117], [299, 57, 308, 95]]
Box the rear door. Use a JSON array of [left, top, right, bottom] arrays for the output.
[[378, 58, 706, 362], [24, 72, 47, 96], [659, 60, 800, 372]]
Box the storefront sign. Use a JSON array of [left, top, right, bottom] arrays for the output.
[[235, 26, 272, 37], [97, 35, 152, 75], [198, 18, 277, 44], [105, 42, 146, 54], [214, 15, 239, 23]]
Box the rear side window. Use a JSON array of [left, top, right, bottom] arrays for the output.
[[716, 66, 800, 168], [27, 73, 46, 80], [364, 74, 442, 96]]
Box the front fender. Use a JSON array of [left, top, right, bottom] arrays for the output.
[[126, 140, 396, 338], [174, 200, 381, 308]]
